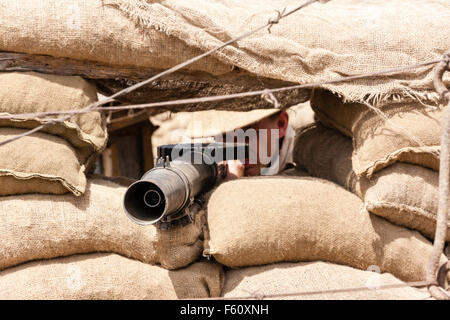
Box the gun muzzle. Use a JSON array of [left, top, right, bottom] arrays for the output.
[[123, 158, 217, 225]]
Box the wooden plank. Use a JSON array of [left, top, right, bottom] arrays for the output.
[[107, 110, 150, 133], [0, 51, 310, 114], [102, 144, 120, 177]]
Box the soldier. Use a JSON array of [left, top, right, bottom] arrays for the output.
[[186, 108, 295, 180]]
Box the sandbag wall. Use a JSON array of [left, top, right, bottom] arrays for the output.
[[0, 72, 224, 300], [1, 0, 449, 300], [294, 88, 449, 242], [0, 72, 107, 196], [201, 93, 448, 300], [203, 176, 445, 299]]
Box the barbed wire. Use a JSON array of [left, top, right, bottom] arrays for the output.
[[0, 59, 441, 121], [0, 0, 324, 148]]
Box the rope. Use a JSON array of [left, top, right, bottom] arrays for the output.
[[427, 51, 450, 300], [0, 0, 324, 147], [189, 281, 429, 300]]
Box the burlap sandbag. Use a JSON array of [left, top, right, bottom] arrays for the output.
[[205, 176, 447, 282], [0, 0, 229, 75], [0, 178, 205, 271], [293, 123, 450, 241], [0, 72, 107, 155], [2, 1, 448, 107], [0, 128, 87, 196], [293, 122, 358, 193], [223, 261, 431, 300], [310, 89, 442, 177], [0, 253, 224, 299], [106, 0, 449, 104]]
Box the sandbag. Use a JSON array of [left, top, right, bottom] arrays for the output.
[[0, 128, 87, 196], [363, 164, 449, 241], [310, 89, 442, 177], [1, 1, 448, 107], [0, 72, 107, 155], [223, 261, 431, 300], [0, 178, 205, 271], [0, 0, 230, 75], [95, 0, 450, 104], [293, 123, 449, 241], [0, 253, 224, 299], [293, 122, 358, 194], [205, 176, 447, 282]]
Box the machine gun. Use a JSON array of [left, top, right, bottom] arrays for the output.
[[123, 142, 248, 229]]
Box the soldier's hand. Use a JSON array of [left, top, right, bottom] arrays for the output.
[[219, 160, 245, 181]]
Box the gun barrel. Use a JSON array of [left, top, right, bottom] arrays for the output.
[[123, 159, 216, 225]]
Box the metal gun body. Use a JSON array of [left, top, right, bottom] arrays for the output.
[[123, 143, 247, 228], [124, 152, 216, 226]]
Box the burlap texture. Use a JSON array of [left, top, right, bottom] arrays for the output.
[[1, 1, 448, 106], [107, 0, 449, 105], [0, 72, 107, 155], [293, 123, 449, 241], [310, 89, 443, 177], [205, 176, 447, 282], [0, 178, 205, 271], [363, 164, 449, 242], [293, 123, 359, 194], [0, 253, 224, 299], [0, 0, 230, 75], [0, 128, 87, 196], [223, 261, 431, 300]]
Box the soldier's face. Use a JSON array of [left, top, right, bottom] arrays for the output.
[[244, 111, 289, 176], [220, 111, 289, 176]]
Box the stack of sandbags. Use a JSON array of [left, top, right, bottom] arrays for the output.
[[0, 0, 230, 75], [294, 122, 449, 242], [309, 89, 443, 177], [0, 71, 107, 196], [0, 178, 207, 271], [1, 0, 448, 106], [0, 253, 224, 300], [0, 177, 224, 299], [205, 176, 447, 299], [204, 177, 448, 288]]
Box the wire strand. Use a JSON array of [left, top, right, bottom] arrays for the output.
[[0, 59, 441, 120], [0, 0, 323, 147]]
